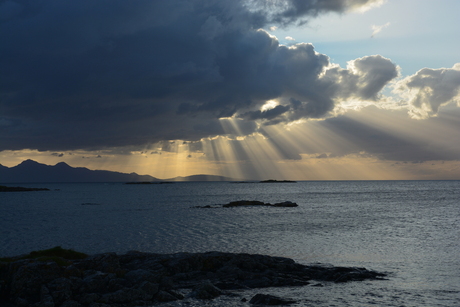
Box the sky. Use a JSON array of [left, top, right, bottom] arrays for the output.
[[1, 0, 459, 180]]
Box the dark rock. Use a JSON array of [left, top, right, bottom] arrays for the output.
[[47, 277, 72, 305], [60, 300, 82, 307], [223, 200, 266, 207], [81, 272, 110, 293], [214, 281, 248, 290], [99, 288, 145, 304], [124, 269, 158, 285], [0, 185, 50, 192], [64, 265, 83, 278], [195, 200, 299, 208], [249, 293, 296, 305], [39, 285, 55, 307], [10, 261, 63, 300], [242, 277, 272, 288], [155, 290, 181, 302], [272, 201, 298, 207], [0, 250, 387, 306], [77, 293, 100, 305], [76, 253, 120, 273], [138, 281, 159, 299], [259, 180, 296, 183], [190, 281, 223, 299]]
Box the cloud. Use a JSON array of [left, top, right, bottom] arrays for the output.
[[246, 0, 386, 26], [395, 63, 460, 118], [244, 54, 398, 124], [315, 106, 460, 162], [0, 0, 402, 152], [371, 22, 390, 37]]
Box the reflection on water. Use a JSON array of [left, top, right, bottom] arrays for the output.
[[1, 181, 459, 306]]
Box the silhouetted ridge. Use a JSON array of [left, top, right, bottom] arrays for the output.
[[0, 160, 159, 183]]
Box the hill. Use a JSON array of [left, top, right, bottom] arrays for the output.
[[0, 160, 159, 183], [0, 160, 238, 183]]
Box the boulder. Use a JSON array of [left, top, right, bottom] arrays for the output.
[[249, 293, 296, 305]]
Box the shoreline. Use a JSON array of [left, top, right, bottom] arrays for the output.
[[0, 247, 387, 306]]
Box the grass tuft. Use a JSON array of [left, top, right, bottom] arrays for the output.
[[0, 246, 88, 263]]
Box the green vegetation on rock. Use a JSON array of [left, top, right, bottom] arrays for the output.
[[0, 246, 88, 263]]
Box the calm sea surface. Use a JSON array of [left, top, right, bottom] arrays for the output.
[[1, 181, 459, 306]]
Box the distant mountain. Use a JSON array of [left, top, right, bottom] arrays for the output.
[[167, 174, 236, 182], [0, 160, 159, 183], [0, 160, 239, 183]]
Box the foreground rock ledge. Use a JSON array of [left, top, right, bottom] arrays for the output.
[[0, 250, 386, 306]]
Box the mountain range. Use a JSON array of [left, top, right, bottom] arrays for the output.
[[0, 160, 234, 183]]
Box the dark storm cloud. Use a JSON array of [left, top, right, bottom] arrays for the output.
[[1, 0, 390, 151], [247, 0, 380, 25], [239, 54, 398, 124], [241, 104, 291, 121]]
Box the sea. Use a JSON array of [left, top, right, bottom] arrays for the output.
[[1, 180, 459, 306]]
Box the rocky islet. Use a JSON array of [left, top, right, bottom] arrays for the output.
[[0, 248, 387, 306]]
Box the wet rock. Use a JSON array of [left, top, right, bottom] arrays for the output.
[[249, 293, 296, 305], [155, 290, 182, 302], [190, 281, 223, 299]]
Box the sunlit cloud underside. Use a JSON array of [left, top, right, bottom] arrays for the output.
[[2, 105, 458, 180]]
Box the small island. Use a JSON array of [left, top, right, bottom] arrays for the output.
[[260, 179, 297, 183], [0, 247, 387, 306], [125, 181, 174, 185], [0, 185, 50, 192], [193, 200, 298, 208]]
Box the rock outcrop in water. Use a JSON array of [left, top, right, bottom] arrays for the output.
[[193, 200, 298, 208], [259, 179, 296, 183], [0, 185, 50, 192], [0, 247, 386, 306]]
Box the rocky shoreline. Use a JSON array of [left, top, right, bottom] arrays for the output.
[[0, 247, 387, 307]]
